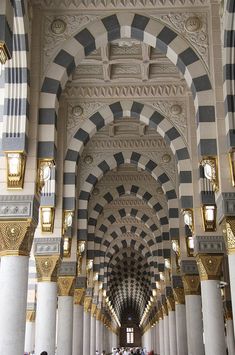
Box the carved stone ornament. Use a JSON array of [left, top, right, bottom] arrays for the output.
[[84, 296, 92, 312], [74, 288, 85, 305], [196, 254, 224, 281], [166, 296, 175, 311], [0, 220, 34, 256], [224, 217, 235, 254], [51, 19, 66, 35], [185, 16, 202, 32], [162, 302, 168, 316], [173, 288, 185, 304], [158, 307, 163, 320], [35, 255, 61, 282], [182, 275, 200, 295], [26, 310, 36, 322], [91, 303, 97, 317], [58, 276, 75, 296]]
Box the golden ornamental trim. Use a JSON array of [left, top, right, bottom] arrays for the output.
[[26, 310, 36, 322], [158, 307, 163, 320], [225, 217, 235, 254], [84, 296, 92, 312], [35, 255, 60, 282], [0, 220, 34, 257], [58, 276, 75, 296], [162, 302, 168, 316], [74, 288, 85, 305], [196, 254, 223, 281], [96, 308, 102, 320], [91, 303, 97, 317], [166, 296, 175, 311], [182, 275, 201, 295], [173, 288, 185, 305]]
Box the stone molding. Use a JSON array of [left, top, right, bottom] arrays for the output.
[[181, 259, 199, 275], [196, 254, 224, 281], [0, 220, 35, 257], [34, 237, 62, 255], [58, 276, 75, 296], [217, 192, 235, 224], [64, 84, 186, 99], [58, 261, 77, 276], [33, 0, 209, 9], [182, 275, 201, 295], [193, 235, 225, 255], [35, 255, 61, 282]]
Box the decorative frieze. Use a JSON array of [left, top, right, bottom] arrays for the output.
[[34, 237, 62, 255], [0, 195, 39, 223], [224, 217, 235, 254]]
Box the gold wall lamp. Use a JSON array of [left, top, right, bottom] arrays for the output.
[[6, 152, 26, 189], [201, 157, 218, 191], [201, 204, 217, 232], [40, 206, 55, 233]]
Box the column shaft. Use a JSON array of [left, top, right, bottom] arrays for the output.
[[155, 323, 160, 355], [175, 304, 187, 355], [168, 311, 177, 355], [226, 318, 235, 355], [35, 282, 57, 355], [201, 280, 226, 355], [163, 316, 170, 355], [90, 315, 96, 355], [185, 295, 204, 355], [83, 310, 91, 354], [0, 256, 29, 355], [159, 318, 165, 355], [25, 320, 35, 353], [57, 296, 73, 355], [228, 254, 235, 333], [72, 304, 83, 355], [96, 319, 100, 353]]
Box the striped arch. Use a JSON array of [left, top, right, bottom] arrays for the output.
[[39, 13, 216, 162], [64, 100, 192, 211], [88, 207, 169, 271], [106, 249, 152, 318], [87, 183, 179, 240], [223, 0, 235, 148], [78, 151, 179, 240], [2, 0, 30, 154]]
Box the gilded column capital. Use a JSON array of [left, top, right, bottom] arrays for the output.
[[182, 275, 201, 295], [26, 310, 36, 322], [74, 288, 85, 305], [224, 217, 235, 254], [35, 255, 60, 282], [166, 296, 175, 311], [96, 308, 102, 320], [58, 276, 75, 296], [0, 220, 35, 256], [196, 254, 223, 281], [84, 296, 92, 312], [158, 307, 163, 320], [162, 302, 168, 316], [173, 288, 185, 305], [91, 303, 97, 317]]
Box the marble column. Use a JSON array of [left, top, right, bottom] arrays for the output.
[[197, 254, 226, 355], [226, 314, 235, 355], [96, 309, 102, 353], [72, 288, 85, 355], [159, 308, 165, 355], [99, 316, 104, 352], [57, 276, 75, 355], [183, 275, 204, 355], [34, 255, 60, 355], [83, 296, 92, 355], [163, 303, 170, 355], [90, 303, 97, 355], [167, 297, 177, 355], [155, 322, 160, 355], [0, 220, 35, 355], [24, 310, 36, 354], [173, 288, 188, 355]]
